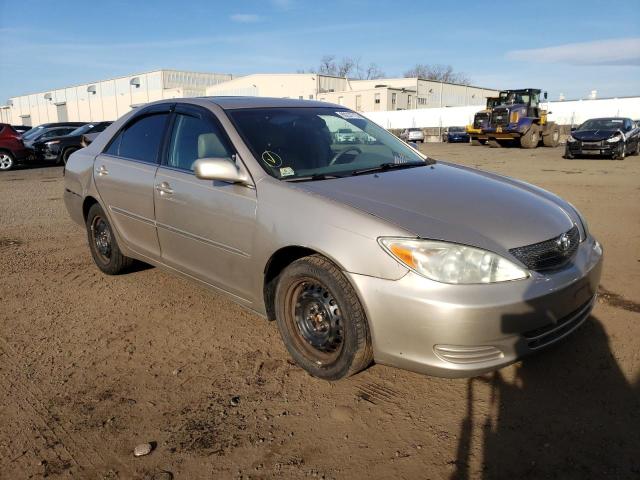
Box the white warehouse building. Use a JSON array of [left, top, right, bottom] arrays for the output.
[[205, 74, 499, 112], [2, 69, 232, 126]]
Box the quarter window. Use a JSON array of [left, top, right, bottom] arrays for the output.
[[166, 113, 233, 172], [105, 113, 169, 163]]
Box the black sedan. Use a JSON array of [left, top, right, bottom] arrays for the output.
[[33, 121, 112, 164], [564, 117, 640, 160], [443, 126, 470, 143]]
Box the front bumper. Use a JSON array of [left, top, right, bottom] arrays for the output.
[[566, 140, 619, 157], [346, 236, 603, 378]]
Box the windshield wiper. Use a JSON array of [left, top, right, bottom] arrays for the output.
[[350, 161, 427, 176], [284, 173, 346, 182]]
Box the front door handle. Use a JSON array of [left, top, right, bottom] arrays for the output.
[[96, 165, 109, 176], [155, 182, 174, 195]]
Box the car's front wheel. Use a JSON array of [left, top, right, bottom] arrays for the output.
[[86, 203, 133, 274], [275, 255, 373, 380], [0, 151, 15, 171], [613, 143, 626, 160]]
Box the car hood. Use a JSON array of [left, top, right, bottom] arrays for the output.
[[572, 129, 620, 142], [294, 163, 575, 254]]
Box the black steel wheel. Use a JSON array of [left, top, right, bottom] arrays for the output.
[[275, 255, 372, 380], [86, 203, 133, 274]]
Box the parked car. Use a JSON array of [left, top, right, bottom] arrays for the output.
[[12, 125, 32, 135], [33, 121, 112, 164], [335, 128, 357, 143], [64, 97, 602, 380], [400, 128, 424, 143], [21, 122, 85, 143], [22, 123, 85, 149], [443, 126, 470, 143], [564, 117, 640, 159], [0, 123, 33, 171]]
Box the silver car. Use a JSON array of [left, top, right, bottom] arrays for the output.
[[64, 97, 603, 380]]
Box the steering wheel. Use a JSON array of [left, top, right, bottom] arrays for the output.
[[329, 147, 362, 166]]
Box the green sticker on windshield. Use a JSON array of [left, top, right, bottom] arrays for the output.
[[262, 150, 282, 167]]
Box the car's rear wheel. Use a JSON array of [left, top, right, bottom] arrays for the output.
[[61, 148, 78, 165], [274, 254, 373, 380], [520, 125, 540, 148], [0, 151, 15, 171], [86, 203, 133, 274]]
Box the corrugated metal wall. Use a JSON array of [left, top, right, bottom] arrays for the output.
[[363, 97, 640, 129]]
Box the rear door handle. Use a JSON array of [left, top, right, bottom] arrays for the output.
[[96, 165, 109, 176], [155, 182, 174, 195]]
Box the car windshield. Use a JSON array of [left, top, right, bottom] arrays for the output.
[[578, 118, 625, 131], [69, 124, 94, 136], [229, 107, 430, 180], [448, 127, 465, 133], [21, 126, 45, 140]]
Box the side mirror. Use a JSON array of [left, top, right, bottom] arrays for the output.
[[193, 157, 251, 185]]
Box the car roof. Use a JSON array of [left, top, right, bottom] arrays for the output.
[[202, 96, 342, 110]]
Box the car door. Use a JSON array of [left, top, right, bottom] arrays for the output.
[[154, 104, 257, 301], [94, 105, 172, 259]]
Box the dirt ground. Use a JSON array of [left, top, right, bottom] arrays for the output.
[[1, 143, 639, 480]]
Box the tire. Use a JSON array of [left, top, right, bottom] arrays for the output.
[[86, 203, 134, 275], [61, 148, 78, 165], [563, 147, 574, 159], [0, 151, 15, 171], [471, 139, 482, 146], [613, 143, 626, 160], [274, 254, 373, 380], [632, 141, 640, 156], [543, 124, 560, 147], [520, 125, 540, 149]]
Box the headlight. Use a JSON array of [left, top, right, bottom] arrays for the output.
[[566, 136, 577, 143], [607, 134, 622, 143], [379, 238, 529, 284], [45, 140, 60, 146]]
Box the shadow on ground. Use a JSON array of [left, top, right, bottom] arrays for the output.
[[451, 313, 639, 479]]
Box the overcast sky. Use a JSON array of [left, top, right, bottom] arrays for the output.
[[1, 0, 639, 102]]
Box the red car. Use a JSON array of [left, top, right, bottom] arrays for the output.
[[0, 123, 33, 171]]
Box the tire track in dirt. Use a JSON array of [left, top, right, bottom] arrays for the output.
[[0, 338, 135, 477]]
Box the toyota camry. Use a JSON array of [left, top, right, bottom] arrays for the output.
[[63, 97, 603, 380]]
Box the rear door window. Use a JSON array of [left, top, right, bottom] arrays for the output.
[[105, 113, 169, 163], [165, 111, 234, 172]]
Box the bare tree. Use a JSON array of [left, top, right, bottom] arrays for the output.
[[318, 55, 337, 75], [364, 62, 385, 80], [404, 63, 471, 84], [336, 57, 357, 77]]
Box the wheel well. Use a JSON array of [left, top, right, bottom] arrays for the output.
[[263, 246, 318, 321], [82, 196, 99, 221]]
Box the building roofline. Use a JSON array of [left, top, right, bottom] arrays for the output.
[[8, 68, 234, 100]]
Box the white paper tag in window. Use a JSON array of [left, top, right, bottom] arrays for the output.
[[336, 111, 363, 120], [280, 167, 295, 177]]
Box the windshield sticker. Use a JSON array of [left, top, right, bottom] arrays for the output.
[[261, 150, 282, 168], [611, 119, 623, 123], [336, 111, 363, 120], [280, 167, 295, 177]]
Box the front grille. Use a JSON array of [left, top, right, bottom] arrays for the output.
[[474, 113, 489, 129], [524, 296, 595, 350], [509, 226, 580, 271], [434, 345, 504, 364], [490, 108, 509, 128], [580, 141, 603, 150]]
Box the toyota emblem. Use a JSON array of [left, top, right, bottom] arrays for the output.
[[556, 233, 571, 252]]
